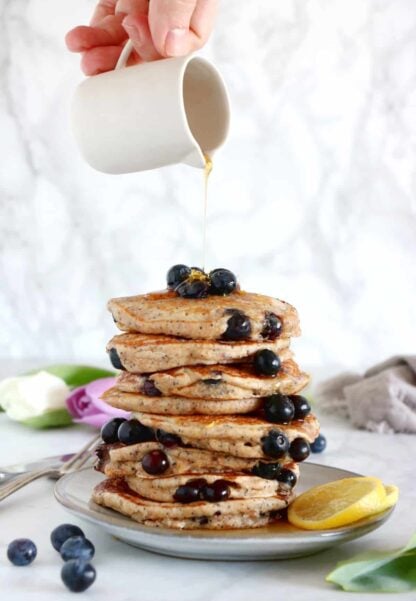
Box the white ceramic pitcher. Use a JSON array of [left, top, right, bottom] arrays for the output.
[[71, 40, 230, 173]]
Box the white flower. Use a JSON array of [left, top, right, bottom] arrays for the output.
[[0, 371, 70, 421]]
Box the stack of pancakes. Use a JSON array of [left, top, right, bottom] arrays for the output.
[[93, 289, 320, 529]]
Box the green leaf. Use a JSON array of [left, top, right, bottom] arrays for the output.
[[21, 408, 73, 429], [28, 364, 115, 389], [326, 533, 416, 592]]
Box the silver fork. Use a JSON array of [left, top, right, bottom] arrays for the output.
[[0, 434, 101, 502]]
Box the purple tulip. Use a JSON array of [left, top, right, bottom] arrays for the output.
[[66, 378, 129, 428]]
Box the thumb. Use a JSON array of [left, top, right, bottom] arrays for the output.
[[148, 0, 200, 57]]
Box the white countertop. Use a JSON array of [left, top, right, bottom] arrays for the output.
[[0, 376, 415, 600]]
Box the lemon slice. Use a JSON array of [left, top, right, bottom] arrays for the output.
[[288, 477, 389, 530], [382, 484, 399, 510]]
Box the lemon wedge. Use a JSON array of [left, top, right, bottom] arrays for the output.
[[382, 484, 399, 510], [288, 477, 396, 530]]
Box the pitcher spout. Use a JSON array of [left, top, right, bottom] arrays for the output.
[[182, 147, 207, 169]]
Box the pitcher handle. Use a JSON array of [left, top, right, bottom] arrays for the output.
[[115, 39, 135, 70]]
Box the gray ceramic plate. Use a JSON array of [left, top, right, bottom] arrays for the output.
[[55, 464, 393, 561]]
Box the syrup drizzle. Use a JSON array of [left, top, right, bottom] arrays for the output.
[[202, 154, 213, 270]]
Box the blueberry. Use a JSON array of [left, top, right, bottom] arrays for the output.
[[142, 450, 169, 475], [7, 539, 37, 566], [263, 394, 295, 423], [100, 418, 127, 444], [167, 264, 191, 289], [261, 430, 290, 458], [188, 478, 208, 489], [201, 480, 230, 502], [60, 536, 95, 562], [209, 268, 237, 295], [290, 395, 311, 419], [261, 313, 282, 340], [118, 419, 155, 445], [142, 378, 162, 397], [108, 347, 125, 370], [289, 438, 310, 462], [61, 559, 96, 593], [222, 310, 252, 340], [156, 429, 182, 448], [252, 462, 281, 480], [254, 349, 281, 376], [51, 524, 85, 552], [175, 279, 209, 298], [173, 484, 201, 504], [276, 468, 297, 488], [310, 434, 327, 453]]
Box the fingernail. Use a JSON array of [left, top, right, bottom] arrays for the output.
[[165, 28, 188, 57], [122, 18, 143, 45]]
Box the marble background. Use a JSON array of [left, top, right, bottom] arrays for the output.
[[1, 0, 415, 375]]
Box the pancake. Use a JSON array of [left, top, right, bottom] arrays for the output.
[[116, 359, 309, 400], [102, 387, 262, 415], [108, 289, 300, 341], [107, 333, 291, 373], [97, 442, 299, 479], [126, 473, 284, 502], [92, 478, 294, 530], [135, 413, 319, 444], [133, 413, 320, 459]]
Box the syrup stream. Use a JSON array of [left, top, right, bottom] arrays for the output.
[[202, 154, 213, 270]]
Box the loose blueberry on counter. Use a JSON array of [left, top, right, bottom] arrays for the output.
[[142, 450, 169, 475], [261, 430, 290, 458], [290, 395, 311, 420], [173, 479, 207, 504], [167, 264, 191, 289], [289, 438, 310, 462], [201, 480, 230, 503], [264, 394, 295, 423], [61, 559, 96, 593], [51, 524, 85, 552], [100, 418, 127, 444], [222, 310, 252, 340], [7, 539, 37, 566], [60, 536, 95, 562], [261, 313, 282, 340], [118, 419, 155, 445], [108, 347, 125, 370], [254, 349, 281, 376], [175, 278, 209, 298], [310, 434, 327, 453], [156, 429, 182, 448], [209, 268, 237, 295], [276, 468, 297, 488], [252, 461, 281, 480]]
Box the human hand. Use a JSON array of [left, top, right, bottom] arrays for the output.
[[65, 0, 218, 75]]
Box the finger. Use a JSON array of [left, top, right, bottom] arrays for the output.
[[150, 0, 217, 57], [80, 45, 129, 75], [165, 0, 217, 55], [65, 18, 126, 52], [148, 0, 199, 56], [115, 0, 149, 16], [90, 0, 117, 26], [122, 14, 161, 61], [190, 0, 218, 43]]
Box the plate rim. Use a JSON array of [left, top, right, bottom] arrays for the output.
[[54, 462, 394, 543]]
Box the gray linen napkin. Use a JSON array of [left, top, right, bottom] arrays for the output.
[[315, 356, 416, 433]]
